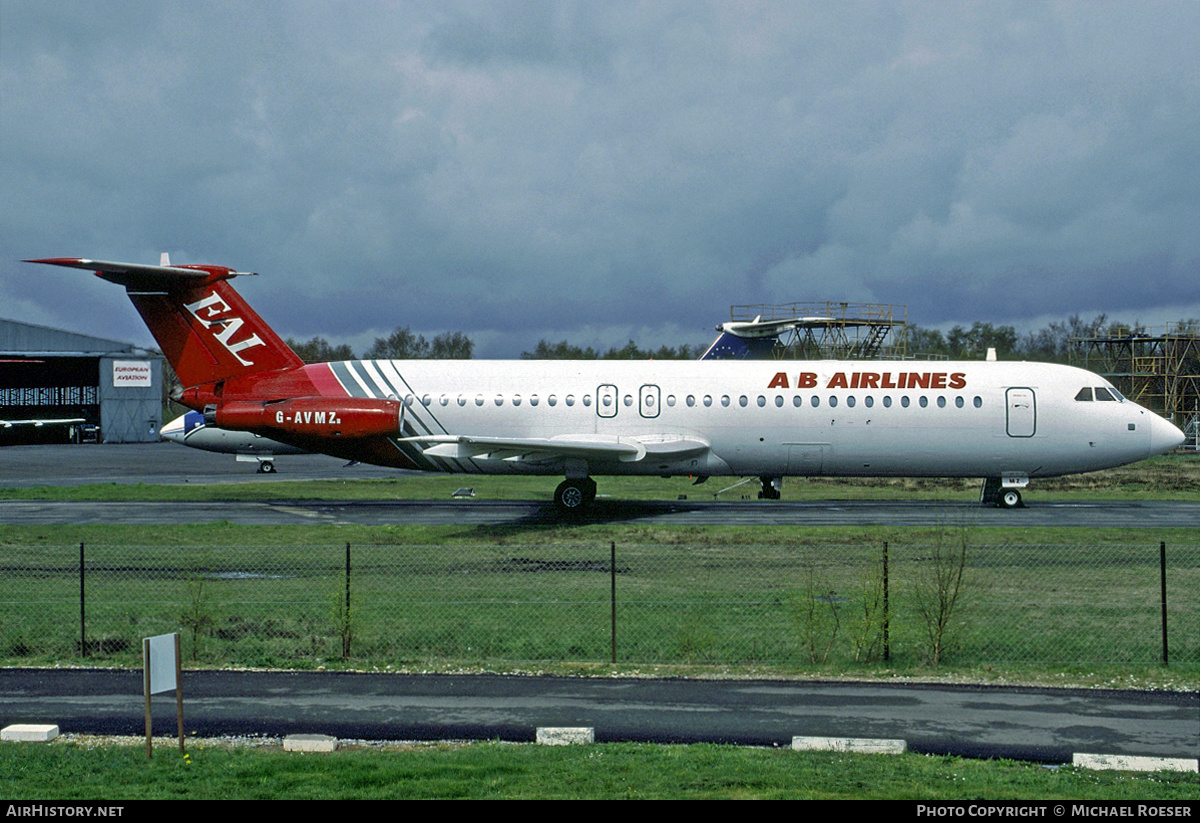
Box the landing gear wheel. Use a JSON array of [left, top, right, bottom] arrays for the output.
[[998, 489, 1023, 509], [554, 478, 597, 515], [758, 476, 782, 500], [257, 461, 276, 474]]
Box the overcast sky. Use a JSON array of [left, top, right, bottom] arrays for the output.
[[3, 1, 1199, 358]]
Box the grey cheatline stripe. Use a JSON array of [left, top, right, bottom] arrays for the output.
[[346, 359, 388, 399], [320, 360, 446, 471], [362, 359, 478, 474], [359, 360, 462, 472], [329, 361, 369, 398]]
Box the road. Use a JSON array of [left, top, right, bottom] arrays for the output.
[[2, 668, 1196, 763]]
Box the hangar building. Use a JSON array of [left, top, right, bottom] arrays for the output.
[[0, 317, 164, 445]]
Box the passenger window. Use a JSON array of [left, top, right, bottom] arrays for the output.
[[513, 395, 521, 406], [973, 396, 982, 408], [721, 395, 731, 407], [1075, 387, 1093, 401], [919, 396, 928, 408], [829, 396, 838, 408], [846, 396, 856, 408], [566, 395, 575, 406], [686, 395, 696, 407], [738, 395, 748, 407], [937, 396, 946, 408], [883, 396, 892, 408], [811, 396, 820, 408], [955, 396, 964, 408], [474, 395, 483, 406], [864, 396, 874, 408], [548, 395, 557, 406], [703, 395, 713, 407], [774, 395, 784, 408], [530, 394, 539, 406], [901, 396, 910, 408], [793, 396, 802, 407], [495, 395, 504, 406]]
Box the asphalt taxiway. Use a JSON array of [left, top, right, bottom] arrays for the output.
[[2, 442, 1199, 527]]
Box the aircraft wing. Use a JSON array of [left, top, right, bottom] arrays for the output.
[[399, 433, 710, 464], [0, 418, 86, 428]]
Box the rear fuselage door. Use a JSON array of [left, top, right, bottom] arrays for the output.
[[1006, 387, 1036, 437]]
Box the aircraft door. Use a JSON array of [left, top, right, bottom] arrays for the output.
[[639, 384, 661, 419], [597, 384, 618, 418], [1005, 388, 1036, 437]]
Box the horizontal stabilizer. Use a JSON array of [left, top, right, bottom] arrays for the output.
[[24, 258, 245, 291]]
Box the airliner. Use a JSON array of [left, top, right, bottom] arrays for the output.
[[160, 410, 305, 472], [27, 257, 1186, 512], [159, 315, 815, 469]]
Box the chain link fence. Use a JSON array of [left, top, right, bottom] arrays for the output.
[[1, 540, 1197, 670]]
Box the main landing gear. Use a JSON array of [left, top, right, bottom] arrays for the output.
[[554, 477, 597, 514]]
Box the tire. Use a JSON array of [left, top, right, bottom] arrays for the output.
[[998, 489, 1022, 509], [554, 478, 595, 514]]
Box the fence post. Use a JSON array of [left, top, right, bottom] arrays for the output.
[[882, 541, 890, 662], [79, 542, 85, 659], [1159, 541, 1168, 665], [610, 541, 617, 664], [343, 542, 352, 659]]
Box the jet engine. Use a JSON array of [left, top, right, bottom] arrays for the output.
[[207, 397, 402, 438]]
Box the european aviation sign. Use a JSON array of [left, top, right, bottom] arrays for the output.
[[113, 360, 152, 387]]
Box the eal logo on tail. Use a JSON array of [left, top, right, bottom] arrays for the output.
[[184, 292, 266, 366]]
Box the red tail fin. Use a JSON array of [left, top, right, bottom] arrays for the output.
[[26, 258, 303, 390]]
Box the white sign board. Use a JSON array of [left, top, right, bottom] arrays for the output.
[[146, 633, 177, 694], [113, 360, 152, 387]]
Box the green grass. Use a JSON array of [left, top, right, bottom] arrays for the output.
[[1, 738, 1196, 800], [1, 531, 1196, 689]]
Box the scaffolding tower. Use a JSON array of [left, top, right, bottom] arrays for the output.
[[1071, 322, 1200, 449], [728, 301, 908, 360]]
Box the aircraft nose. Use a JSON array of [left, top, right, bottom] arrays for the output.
[[1148, 413, 1186, 455]]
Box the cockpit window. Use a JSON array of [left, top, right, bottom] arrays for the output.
[[1075, 387, 1093, 401], [1094, 387, 1116, 401]]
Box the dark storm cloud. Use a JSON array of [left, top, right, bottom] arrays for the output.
[[3, 1, 1198, 356]]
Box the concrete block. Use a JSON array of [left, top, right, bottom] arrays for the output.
[[1073, 753, 1198, 773], [283, 734, 338, 752], [791, 736, 906, 754], [536, 727, 594, 745], [2, 724, 60, 742]]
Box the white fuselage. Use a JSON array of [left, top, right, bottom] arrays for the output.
[[319, 358, 1183, 480]]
